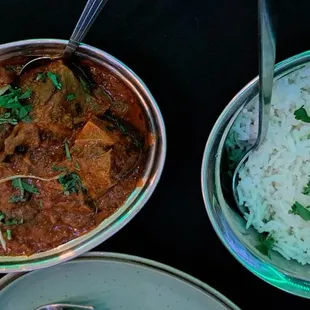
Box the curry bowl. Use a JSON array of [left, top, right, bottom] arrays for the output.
[[0, 39, 166, 272], [201, 51, 310, 297]]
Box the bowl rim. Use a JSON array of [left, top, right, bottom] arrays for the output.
[[201, 50, 310, 298], [0, 251, 241, 310], [0, 39, 167, 272]]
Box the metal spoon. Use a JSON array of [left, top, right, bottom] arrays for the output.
[[36, 303, 94, 310], [19, 0, 109, 75], [232, 0, 276, 213]]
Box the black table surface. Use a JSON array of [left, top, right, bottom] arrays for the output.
[[1, 0, 310, 308]]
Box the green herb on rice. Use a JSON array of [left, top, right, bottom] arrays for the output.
[[303, 179, 310, 195], [289, 201, 310, 221], [294, 106, 310, 123], [255, 234, 274, 258]]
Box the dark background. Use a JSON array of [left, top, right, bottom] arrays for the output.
[[1, 0, 310, 308]]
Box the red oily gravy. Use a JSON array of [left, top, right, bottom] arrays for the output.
[[0, 57, 150, 256]]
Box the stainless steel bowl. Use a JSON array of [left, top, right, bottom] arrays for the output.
[[201, 50, 310, 298], [0, 39, 166, 272]]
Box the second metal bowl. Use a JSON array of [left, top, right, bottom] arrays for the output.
[[202, 50, 310, 298]]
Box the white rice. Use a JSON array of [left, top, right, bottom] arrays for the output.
[[233, 65, 310, 265]]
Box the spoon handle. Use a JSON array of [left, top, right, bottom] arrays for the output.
[[257, 0, 276, 146], [64, 0, 109, 58]]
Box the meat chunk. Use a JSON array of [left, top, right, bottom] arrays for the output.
[[71, 117, 140, 199], [4, 123, 40, 155], [72, 143, 113, 199], [53, 202, 94, 229], [76, 118, 120, 146], [4, 201, 40, 223], [20, 60, 111, 137]]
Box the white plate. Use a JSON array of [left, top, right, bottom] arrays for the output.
[[0, 252, 240, 310]]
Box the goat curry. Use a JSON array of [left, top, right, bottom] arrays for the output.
[[0, 57, 148, 256]]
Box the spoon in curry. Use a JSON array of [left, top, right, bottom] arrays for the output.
[[19, 0, 109, 75], [232, 0, 276, 214]]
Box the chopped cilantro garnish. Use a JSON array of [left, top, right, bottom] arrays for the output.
[[0, 86, 33, 123], [294, 106, 310, 123], [4, 219, 18, 226], [0, 113, 18, 125], [64, 142, 72, 161], [39, 201, 43, 209], [12, 178, 24, 197], [75, 162, 80, 171], [255, 234, 274, 258], [6, 229, 11, 240], [47, 72, 62, 90], [52, 164, 67, 172], [66, 93, 76, 101], [58, 172, 86, 196], [10, 178, 39, 203], [36, 72, 47, 82], [18, 88, 32, 100], [290, 201, 310, 221], [22, 181, 39, 195], [303, 179, 310, 195], [0, 212, 22, 226], [9, 195, 26, 203]]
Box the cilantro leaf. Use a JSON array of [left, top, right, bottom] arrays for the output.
[[5, 219, 18, 226], [9, 195, 26, 203], [0, 211, 22, 226], [66, 93, 76, 101], [0, 113, 18, 125], [58, 172, 86, 196], [21, 115, 32, 123], [0, 212, 5, 221], [303, 180, 310, 195], [47, 72, 62, 90], [12, 178, 24, 197], [52, 164, 67, 172], [64, 142, 72, 161], [10, 178, 39, 203], [21, 181, 39, 195], [6, 229, 11, 240], [0, 87, 33, 123], [75, 162, 80, 171], [290, 201, 310, 221], [255, 234, 274, 258], [18, 88, 32, 100], [294, 106, 310, 123]]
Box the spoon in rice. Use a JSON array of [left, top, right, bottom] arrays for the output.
[[232, 0, 276, 213], [19, 0, 109, 75]]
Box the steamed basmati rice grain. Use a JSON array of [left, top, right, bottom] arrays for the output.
[[235, 65, 310, 264]]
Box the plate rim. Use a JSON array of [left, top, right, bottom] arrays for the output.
[[0, 251, 240, 310]]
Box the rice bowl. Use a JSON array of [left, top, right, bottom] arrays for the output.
[[201, 50, 310, 297], [231, 65, 310, 265]]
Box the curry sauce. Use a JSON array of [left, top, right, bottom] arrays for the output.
[[0, 58, 148, 256]]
